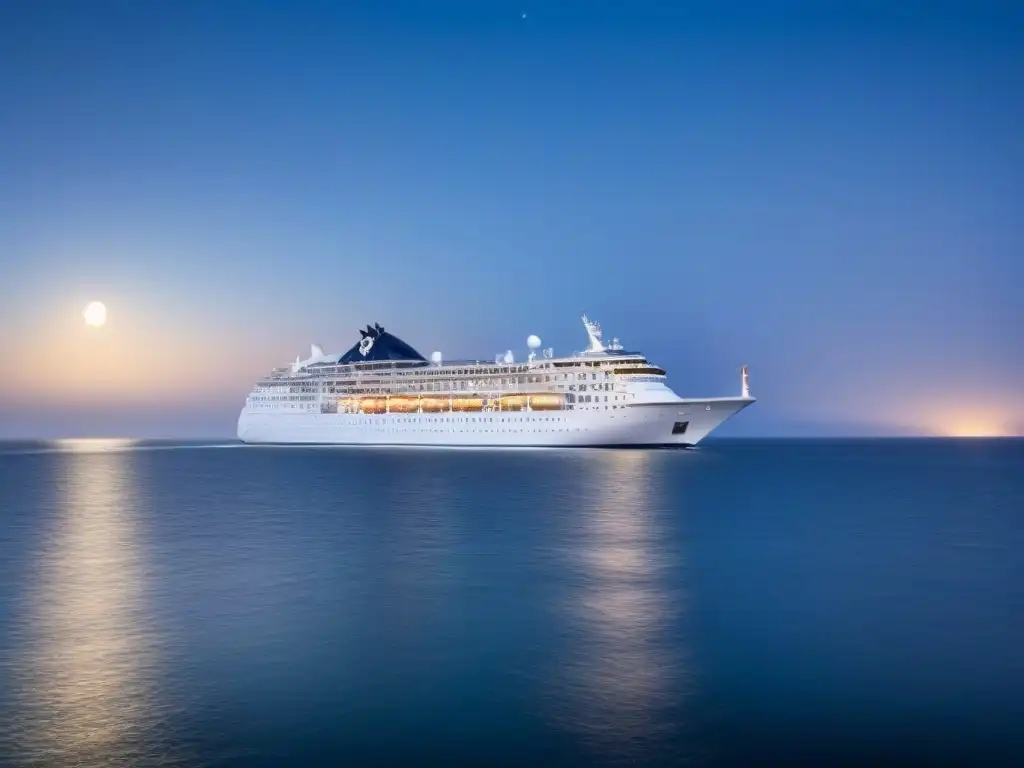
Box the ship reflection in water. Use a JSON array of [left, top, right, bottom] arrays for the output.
[[14, 439, 174, 768], [2, 439, 1020, 764], [547, 450, 689, 763]]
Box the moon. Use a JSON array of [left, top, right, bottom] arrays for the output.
[[83, 301, 107, 327]]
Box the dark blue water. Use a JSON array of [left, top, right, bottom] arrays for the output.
[[1, 439, 1022, 766]]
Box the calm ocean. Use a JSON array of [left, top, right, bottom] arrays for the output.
[[0, 438, 1021, 766]]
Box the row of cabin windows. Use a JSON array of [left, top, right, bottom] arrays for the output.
[[313, 372, 605, 393], [320, 377, 595, 395], [258, 377, 631, 400], [387, 416, 562, 424], [330, 423, 578, 433], [318, 372, 591, 385], [267, 361, 652, 386], [567, 394, 614, 403], [613, 367, 666, 376], [331, 416, 565, 424], [553, 359, 647, 368], [312, 365, 531, 377]]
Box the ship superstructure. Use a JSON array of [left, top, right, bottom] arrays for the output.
[[237, 316, 754, 447]]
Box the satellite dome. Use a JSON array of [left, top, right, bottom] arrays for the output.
[[503, 350, 514, 364], [527, 334, 541, 349], [431, 351, 443, 364]]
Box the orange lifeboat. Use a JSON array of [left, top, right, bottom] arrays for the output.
[[360, 398, 386, 414], [451, 397, 484, 412], [529, 394, 563, 411], [499, 394, 528, 411], [420, 397, 447, 413], [388, 397, 418, 413]]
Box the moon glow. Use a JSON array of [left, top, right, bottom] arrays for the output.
[[84, 301, 107, 327]]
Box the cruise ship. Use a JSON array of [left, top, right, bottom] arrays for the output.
[[237, 316, 754, 447]]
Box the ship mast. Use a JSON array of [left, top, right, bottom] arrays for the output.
[[581, 314, 606, 354]]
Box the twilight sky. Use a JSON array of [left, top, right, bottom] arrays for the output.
[[1, 0, 1021, 438]]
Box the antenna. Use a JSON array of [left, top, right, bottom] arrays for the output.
[[581, 313, 607, 354], [741, 365, 751, 398]]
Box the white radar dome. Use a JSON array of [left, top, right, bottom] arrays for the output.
[[527, 334, 541, 349], [431, 351, 443, 364], [503, 350, 514, 364]]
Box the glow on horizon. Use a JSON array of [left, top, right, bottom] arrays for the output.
[[941, 421, 1014, 438], [55, 437, 139, 453], [912, 403, 1016, 438], [913, 400, 1018, 438]]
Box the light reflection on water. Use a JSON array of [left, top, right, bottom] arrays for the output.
[[0, 439, 1019, 764], [13, 439, 177, 767], [550, 450, 689, 761], [51, 437, 140, 454]]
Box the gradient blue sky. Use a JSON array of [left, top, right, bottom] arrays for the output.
[[1, 0, 1021, 438]]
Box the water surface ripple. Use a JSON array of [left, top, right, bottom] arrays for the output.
[[1, 438, 1022, 766]]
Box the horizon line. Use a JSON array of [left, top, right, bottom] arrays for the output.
[[1, 435, 1021, 442]]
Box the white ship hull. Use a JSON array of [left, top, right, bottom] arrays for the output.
[[237, 397, 753, 448]]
